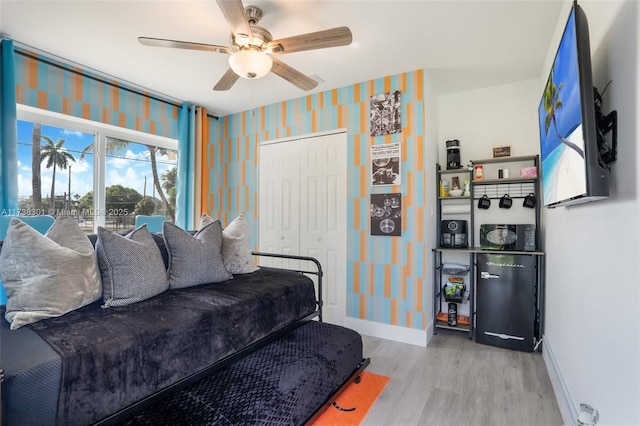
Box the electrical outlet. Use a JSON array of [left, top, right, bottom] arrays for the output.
[[577, 403, 599, 425]]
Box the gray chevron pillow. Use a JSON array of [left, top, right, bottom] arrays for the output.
[[96, 224, 169, 307]]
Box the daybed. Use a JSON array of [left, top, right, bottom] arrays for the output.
[[0, 216, 368, 425]]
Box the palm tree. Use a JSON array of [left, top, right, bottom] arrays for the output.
[[148, 146, 175, 221], [41, 137, 76, 214], [31, 123, 43, 210], [542, 70, 584, 158], [81, 138, 175, 222]]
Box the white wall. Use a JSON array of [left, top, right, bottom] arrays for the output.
[[437, 80, 543, 241], [541, 1, 640, 425], [438, 79, 541, 166]]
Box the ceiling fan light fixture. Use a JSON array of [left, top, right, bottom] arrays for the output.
[[229, 49, 273, 79]]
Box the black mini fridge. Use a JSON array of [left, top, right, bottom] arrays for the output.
[[476, 253, 536, 352]]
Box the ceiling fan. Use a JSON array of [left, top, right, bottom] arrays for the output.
[[138, 0, 353, 91]]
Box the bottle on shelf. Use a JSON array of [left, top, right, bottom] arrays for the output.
[[474, 164, 484, 180], [439, 179, 449, 197]]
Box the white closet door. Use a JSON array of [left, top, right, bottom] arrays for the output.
[[258, 141, 300, 270], [259, 132, 346, 325], [299, 133, 347, 325]]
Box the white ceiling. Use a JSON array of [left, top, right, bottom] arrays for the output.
[[1, 0, 565, 117]]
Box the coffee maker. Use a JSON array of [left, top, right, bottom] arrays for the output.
[[446, 139, 461, 170]]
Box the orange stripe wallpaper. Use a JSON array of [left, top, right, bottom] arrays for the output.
[[205, 69, 429, 331]]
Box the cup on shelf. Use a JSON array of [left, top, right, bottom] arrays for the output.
[[523, 193, 537, 208], [499, 194, 513, 209], [477, 195, 491, 209]]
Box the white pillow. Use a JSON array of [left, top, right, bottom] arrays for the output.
[[0, 217, 102, 329], [200, 213, 258, 274]]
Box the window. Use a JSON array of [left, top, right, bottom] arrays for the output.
[[15, 106, 178, 233]]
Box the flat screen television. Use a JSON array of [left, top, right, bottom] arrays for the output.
[[538, 2, 609, 208]]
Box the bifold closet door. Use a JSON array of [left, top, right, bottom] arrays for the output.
[[258, 141, 301, 270], [298, 134, 347, 325], [258, 133, 346, 325]]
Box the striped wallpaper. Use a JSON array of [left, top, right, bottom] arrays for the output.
[[14, 50, 180, 139], [207, 70, 429, 330]]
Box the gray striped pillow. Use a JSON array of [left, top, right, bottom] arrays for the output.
[[96, 225, 169, 307]]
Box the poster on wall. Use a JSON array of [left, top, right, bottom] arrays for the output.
[[371, 142, 401, 186], [370, 90, 402, 136], [370, 193, 402, 236]]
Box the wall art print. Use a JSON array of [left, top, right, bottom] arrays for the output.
[[371, 142, 401, 186], [370, 90, 401, 136], [370, 193, 402, 236]]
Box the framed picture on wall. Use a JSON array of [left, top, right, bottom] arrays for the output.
[[371, 142, 401, 186], [370, 90, 401, 136], [493, 145, 511, 158], [370, 193, 402, 236]]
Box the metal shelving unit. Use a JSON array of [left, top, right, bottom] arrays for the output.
[[433, 164, 474, 338], [433, 155, 546, 347]]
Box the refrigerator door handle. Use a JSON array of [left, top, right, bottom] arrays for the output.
[[484, 331, 525, 341], [480, 271, 500, 279]]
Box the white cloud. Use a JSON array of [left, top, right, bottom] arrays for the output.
[[70, 157, 91, 174], [63, 129, 85, 137], [108, 149, 149, 169], [107, 167, 146, 195], [18, 160, 31, 172]]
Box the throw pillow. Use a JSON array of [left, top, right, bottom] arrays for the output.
[[221, 214, 259, 274], [199, 212, 214, 228], [163, 220, 231, 289], [96, 224, 169, 307], [0, 216, 102, 330], [200, 213, 258, 274]]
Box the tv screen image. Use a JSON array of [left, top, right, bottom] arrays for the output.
[[538, 2, 609, 208], [539, 7, 586, 206]]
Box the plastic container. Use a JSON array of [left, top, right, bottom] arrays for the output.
[[440, 180, 449, 197], [474, 165, 484, 180]]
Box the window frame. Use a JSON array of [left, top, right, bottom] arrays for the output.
[[17, 104, 179, 232]]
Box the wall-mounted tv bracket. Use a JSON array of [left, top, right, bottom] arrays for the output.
[[593, 83, 617, 169]]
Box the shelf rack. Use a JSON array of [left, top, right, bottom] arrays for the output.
[[433, 155, 546, 344]]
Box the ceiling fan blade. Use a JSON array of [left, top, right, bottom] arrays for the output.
[[268, 27, 352, 54], [271, 58, 318, 91], [213, 68, 240, 91], [216, 0, 253, 42], [138, 37, 231, 54]]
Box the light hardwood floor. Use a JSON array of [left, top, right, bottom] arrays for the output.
[[359, 329, 563, 426]]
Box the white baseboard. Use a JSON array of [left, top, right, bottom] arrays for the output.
[[542, 336, 576, 426], [343, 317, 427, 347]]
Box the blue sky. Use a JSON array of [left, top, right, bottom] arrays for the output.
[[538, 7, 583, 161], [17, 120, 176, 202]]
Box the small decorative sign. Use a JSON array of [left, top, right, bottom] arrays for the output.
[[370, 193, 402, 236], [370, 91, 401, 136], [493, 146, 511, 158]]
